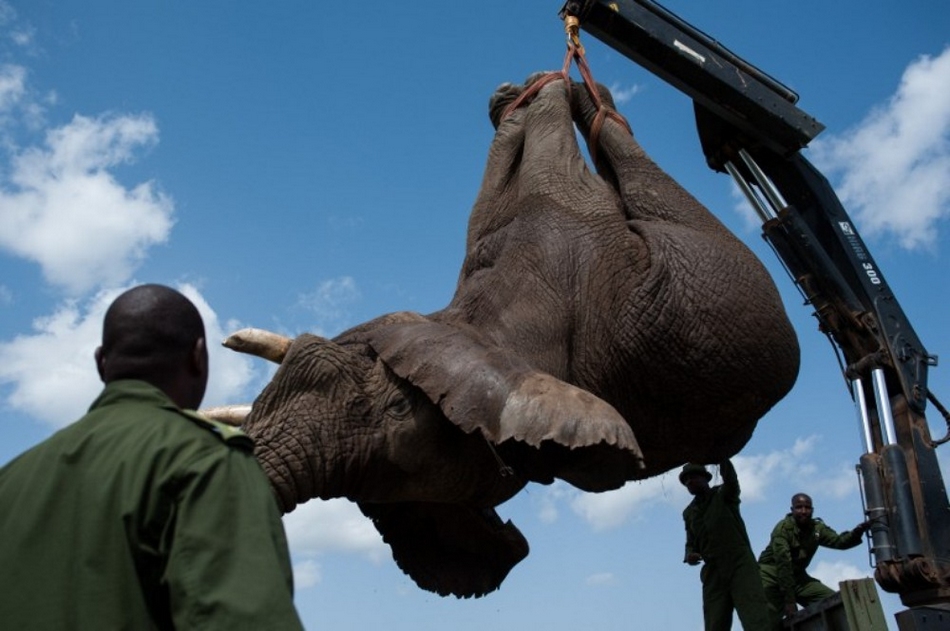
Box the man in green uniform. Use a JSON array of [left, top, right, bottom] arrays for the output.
[[682, 460, 771, 631], [758, 493, 869, 629], [0, 284, 304, 630]]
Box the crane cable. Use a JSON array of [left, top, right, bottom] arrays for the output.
[[928, 389, 950, 447]]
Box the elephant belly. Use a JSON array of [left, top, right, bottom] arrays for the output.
[[573, 223, 800, 475]]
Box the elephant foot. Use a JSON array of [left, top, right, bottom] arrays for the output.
[[488, 72, 566, 129]]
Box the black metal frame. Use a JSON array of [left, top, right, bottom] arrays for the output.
[[560, 0, 950, 608]]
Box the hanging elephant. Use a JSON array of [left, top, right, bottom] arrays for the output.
[[214, 73, 800, 599]]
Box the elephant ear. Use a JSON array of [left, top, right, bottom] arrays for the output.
[[365, 320, 644, 491], [358, 501, 528, 598]]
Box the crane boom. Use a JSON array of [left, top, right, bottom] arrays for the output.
[[558, 0, 950, 615]]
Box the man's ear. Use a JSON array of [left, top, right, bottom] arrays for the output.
[[191, 337, 208, 377], [94, 346, 106, 382]]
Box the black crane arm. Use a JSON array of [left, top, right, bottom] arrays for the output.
[[558, 0, 950, 611]]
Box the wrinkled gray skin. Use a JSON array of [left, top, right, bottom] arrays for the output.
[[240, 74, 800, 598]]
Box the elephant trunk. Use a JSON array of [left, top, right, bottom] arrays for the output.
[[250, 421, 397, 513], [250, 432, 325, 514]]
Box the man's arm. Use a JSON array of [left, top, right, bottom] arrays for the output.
[[719, 459, 740, 504], [816, 519, 868, 551], [165, 450, 305, 631], [683, 508, 702, 565]]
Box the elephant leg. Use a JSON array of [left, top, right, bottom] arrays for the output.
[[570, 81, 728, 236], [502, 74, 631, 223], [518, 78, 595, 194], [467, 74, 599, 250], [480, 71, 573, 197], [466, 83, 532, 241]]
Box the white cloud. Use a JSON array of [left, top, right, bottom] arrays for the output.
[[535, 482, 571, 524], [585, 572, 615, 586], [283, 497, 387, 564], [570, 474, 683, 531], [822, 463, 863, 499], [9, 24, 33, 50], [0, 113, 174, 295], [809, 46, 950, 250], [0, 1, 12, 22], [608, 82, 641, 105], [0, 2, 35, 53], [292, 559, 323, 589], [282, 498, 388, 590], [556, 437, 861, 532], [729, 180, 766, 231], [566, 440, 820, 532], [0, 63, 25, 112], [0, 282, 256, 427], [297, 276, 361, 336], [0, 291, 111, 425], [0, 61, 47, 138], [810, 560, 872, 591], [731, 437, 819, 502], [0, 7, 252, 432], [177, 284, 258, 409]]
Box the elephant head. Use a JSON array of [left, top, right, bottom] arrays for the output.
[[220, 73, 800, 598]]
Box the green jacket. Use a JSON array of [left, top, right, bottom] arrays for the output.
[[0, 380, 304, 630], [683, 460, 755, 566], [758, 513, 864, 603]]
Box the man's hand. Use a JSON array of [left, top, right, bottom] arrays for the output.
[[784, 603, 798, 618], [854, 520, 871, 534], [685, 552, 702, 565]]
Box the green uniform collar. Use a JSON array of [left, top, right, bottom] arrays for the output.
[[91, 380, 254, 451]]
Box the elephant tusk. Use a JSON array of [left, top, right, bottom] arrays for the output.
[[223, 327, 292, 363], [200, 404, 252, 426]]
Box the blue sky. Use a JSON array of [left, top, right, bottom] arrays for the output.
[[0, 1, 948, 629]]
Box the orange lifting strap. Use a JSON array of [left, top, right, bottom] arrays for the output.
[[500, 14, 632, 167]]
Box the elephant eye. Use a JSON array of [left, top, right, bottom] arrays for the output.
[[386, 394, 413, 418]]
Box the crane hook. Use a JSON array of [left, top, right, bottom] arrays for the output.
[[564, 14, 585, 55]]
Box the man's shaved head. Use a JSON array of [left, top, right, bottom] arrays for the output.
[[96, 284, 208, 408]]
